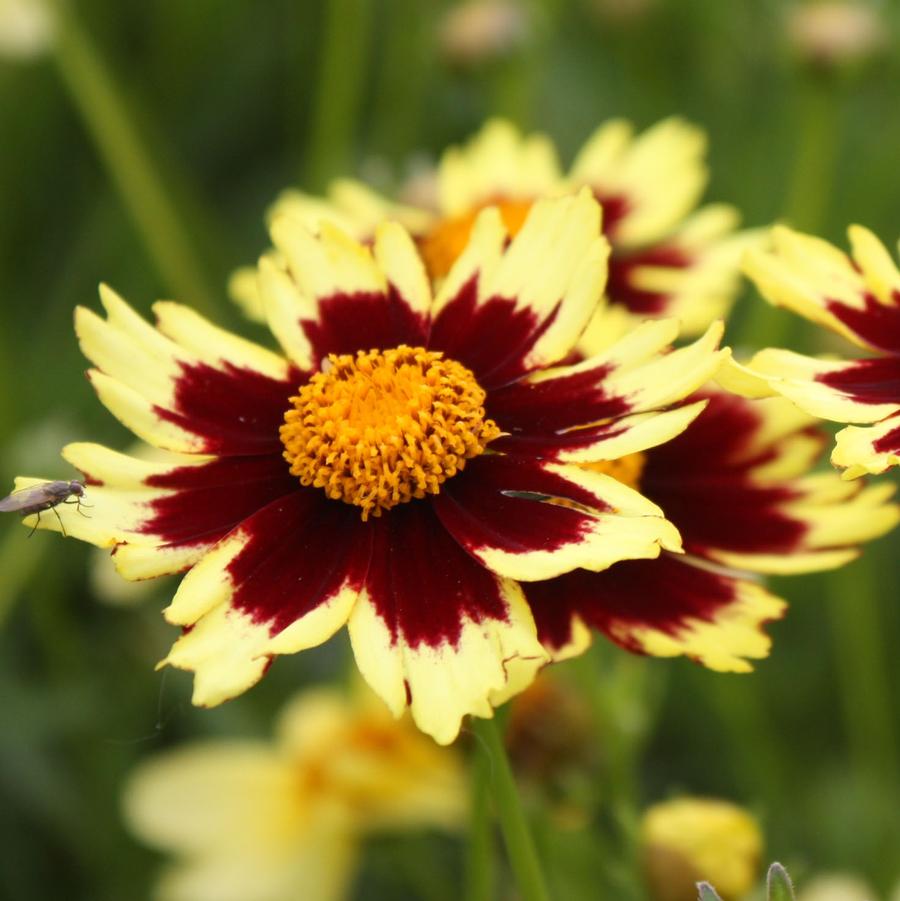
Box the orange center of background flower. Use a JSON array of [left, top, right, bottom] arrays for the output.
[[581, 454, 646, 491], [418, 198, 534, 279], [281, 346, 501, 520]]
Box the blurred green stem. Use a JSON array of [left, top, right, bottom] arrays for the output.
[[304, 0, 373, 189], [470, 717, 550, 901], [50, 1, 219, 316], [464, 741, 495, 901], [737, 74, 843, 350], [0, 525, 46, 629], [369, 0, 431, 162], [827, 559, 899, 791], [782, 76, 843, 233], [574, 647, 656, 900]]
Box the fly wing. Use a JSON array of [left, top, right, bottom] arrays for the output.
[[0, 485, 49, 512]]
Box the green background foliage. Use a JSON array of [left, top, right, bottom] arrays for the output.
[[1, 1, 899, 898]]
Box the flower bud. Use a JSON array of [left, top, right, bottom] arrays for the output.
[[641, 797, 762, 901], [438, 0, 529, 68], [787, 2, 886, 68], [0, 0, 54, 60]]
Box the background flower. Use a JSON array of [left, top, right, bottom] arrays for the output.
[[123, 685, 466, 901], [744, 225, 900, 478]]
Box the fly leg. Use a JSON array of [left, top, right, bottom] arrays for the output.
[[27, 510, 42, 538], [51, 505, 67, 537], [65, 497, 92, 518]]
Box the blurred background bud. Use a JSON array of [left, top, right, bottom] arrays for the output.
[[0, 0, 54, 59], [786, 2, 886, 69], [641, 797, 763, 901], [505, 671, 594, 781], [438, 0, 529, 68], [396, 156, 439, 212], [795, 872, 875, 901]]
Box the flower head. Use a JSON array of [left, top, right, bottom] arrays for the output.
[[743, 225, 900, 478], [522, 386, 898, 670], [123, 685, 466, 901], [641, 797, 762, 901], [233, 117, 760, 345], [21, 193, 727, 743]]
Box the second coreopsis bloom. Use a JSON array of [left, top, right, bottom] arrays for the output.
[[744, 225, 900, 478], [19, 193, 726, 743], [123, 686, 466, 901], [522, 387, 898, 669], [233, 117, 758, 344]]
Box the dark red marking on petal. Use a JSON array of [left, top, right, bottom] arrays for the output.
[[817, 356, 900, 404], [594, 193, 632, 240], [428, 275, 562, 389], [434, 454, 609, 561], [490, 420, 630, 459], [487, 362, 629, 434], [606, 245, 693, 316], [525, 554, 771, 656], [226, 489, 372, 635], [641, 391, 810, 556], [873, 416, 900, 454], [826, 292, 900, 354], [363, 501, 510, 649], [137, 454, 297, 549], [302, 288, 429, 363], [154, 361, 304, 456]]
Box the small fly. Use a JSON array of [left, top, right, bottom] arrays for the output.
[[0, 480, 90, 537]]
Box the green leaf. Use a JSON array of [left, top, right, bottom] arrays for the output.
[[767, 863, 797, 901], [697, 882, 724, 901]]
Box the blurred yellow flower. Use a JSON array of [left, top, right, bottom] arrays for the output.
[[233, 117, 761, 348], [641, 797, 762, 901], [123, 686, 467, 901]]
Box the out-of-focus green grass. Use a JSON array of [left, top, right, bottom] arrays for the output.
[[1, 1, 899, 899]]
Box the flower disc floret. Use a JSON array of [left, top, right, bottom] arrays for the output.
[[280, 345, 501, 519]]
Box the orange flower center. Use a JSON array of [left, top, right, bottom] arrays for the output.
[[581, 454, 647, 491], [419, 198, 534, 279], [281, 346, 501, 520]]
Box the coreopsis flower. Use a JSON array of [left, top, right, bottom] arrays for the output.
[[523, 387, 898, 669], [641, 797, 762, 901], [19, 192, 728, 743], [743, 225, 900, 479], [232, 117, 759, 345], [123, 686, 466, 901]]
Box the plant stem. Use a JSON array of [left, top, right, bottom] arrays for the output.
[[304, 0, 374, 190], [826, 557, 899, 792], [464, 740, 495, 901], [470, 717, 550, 901], [50, 1, 219, 317]]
